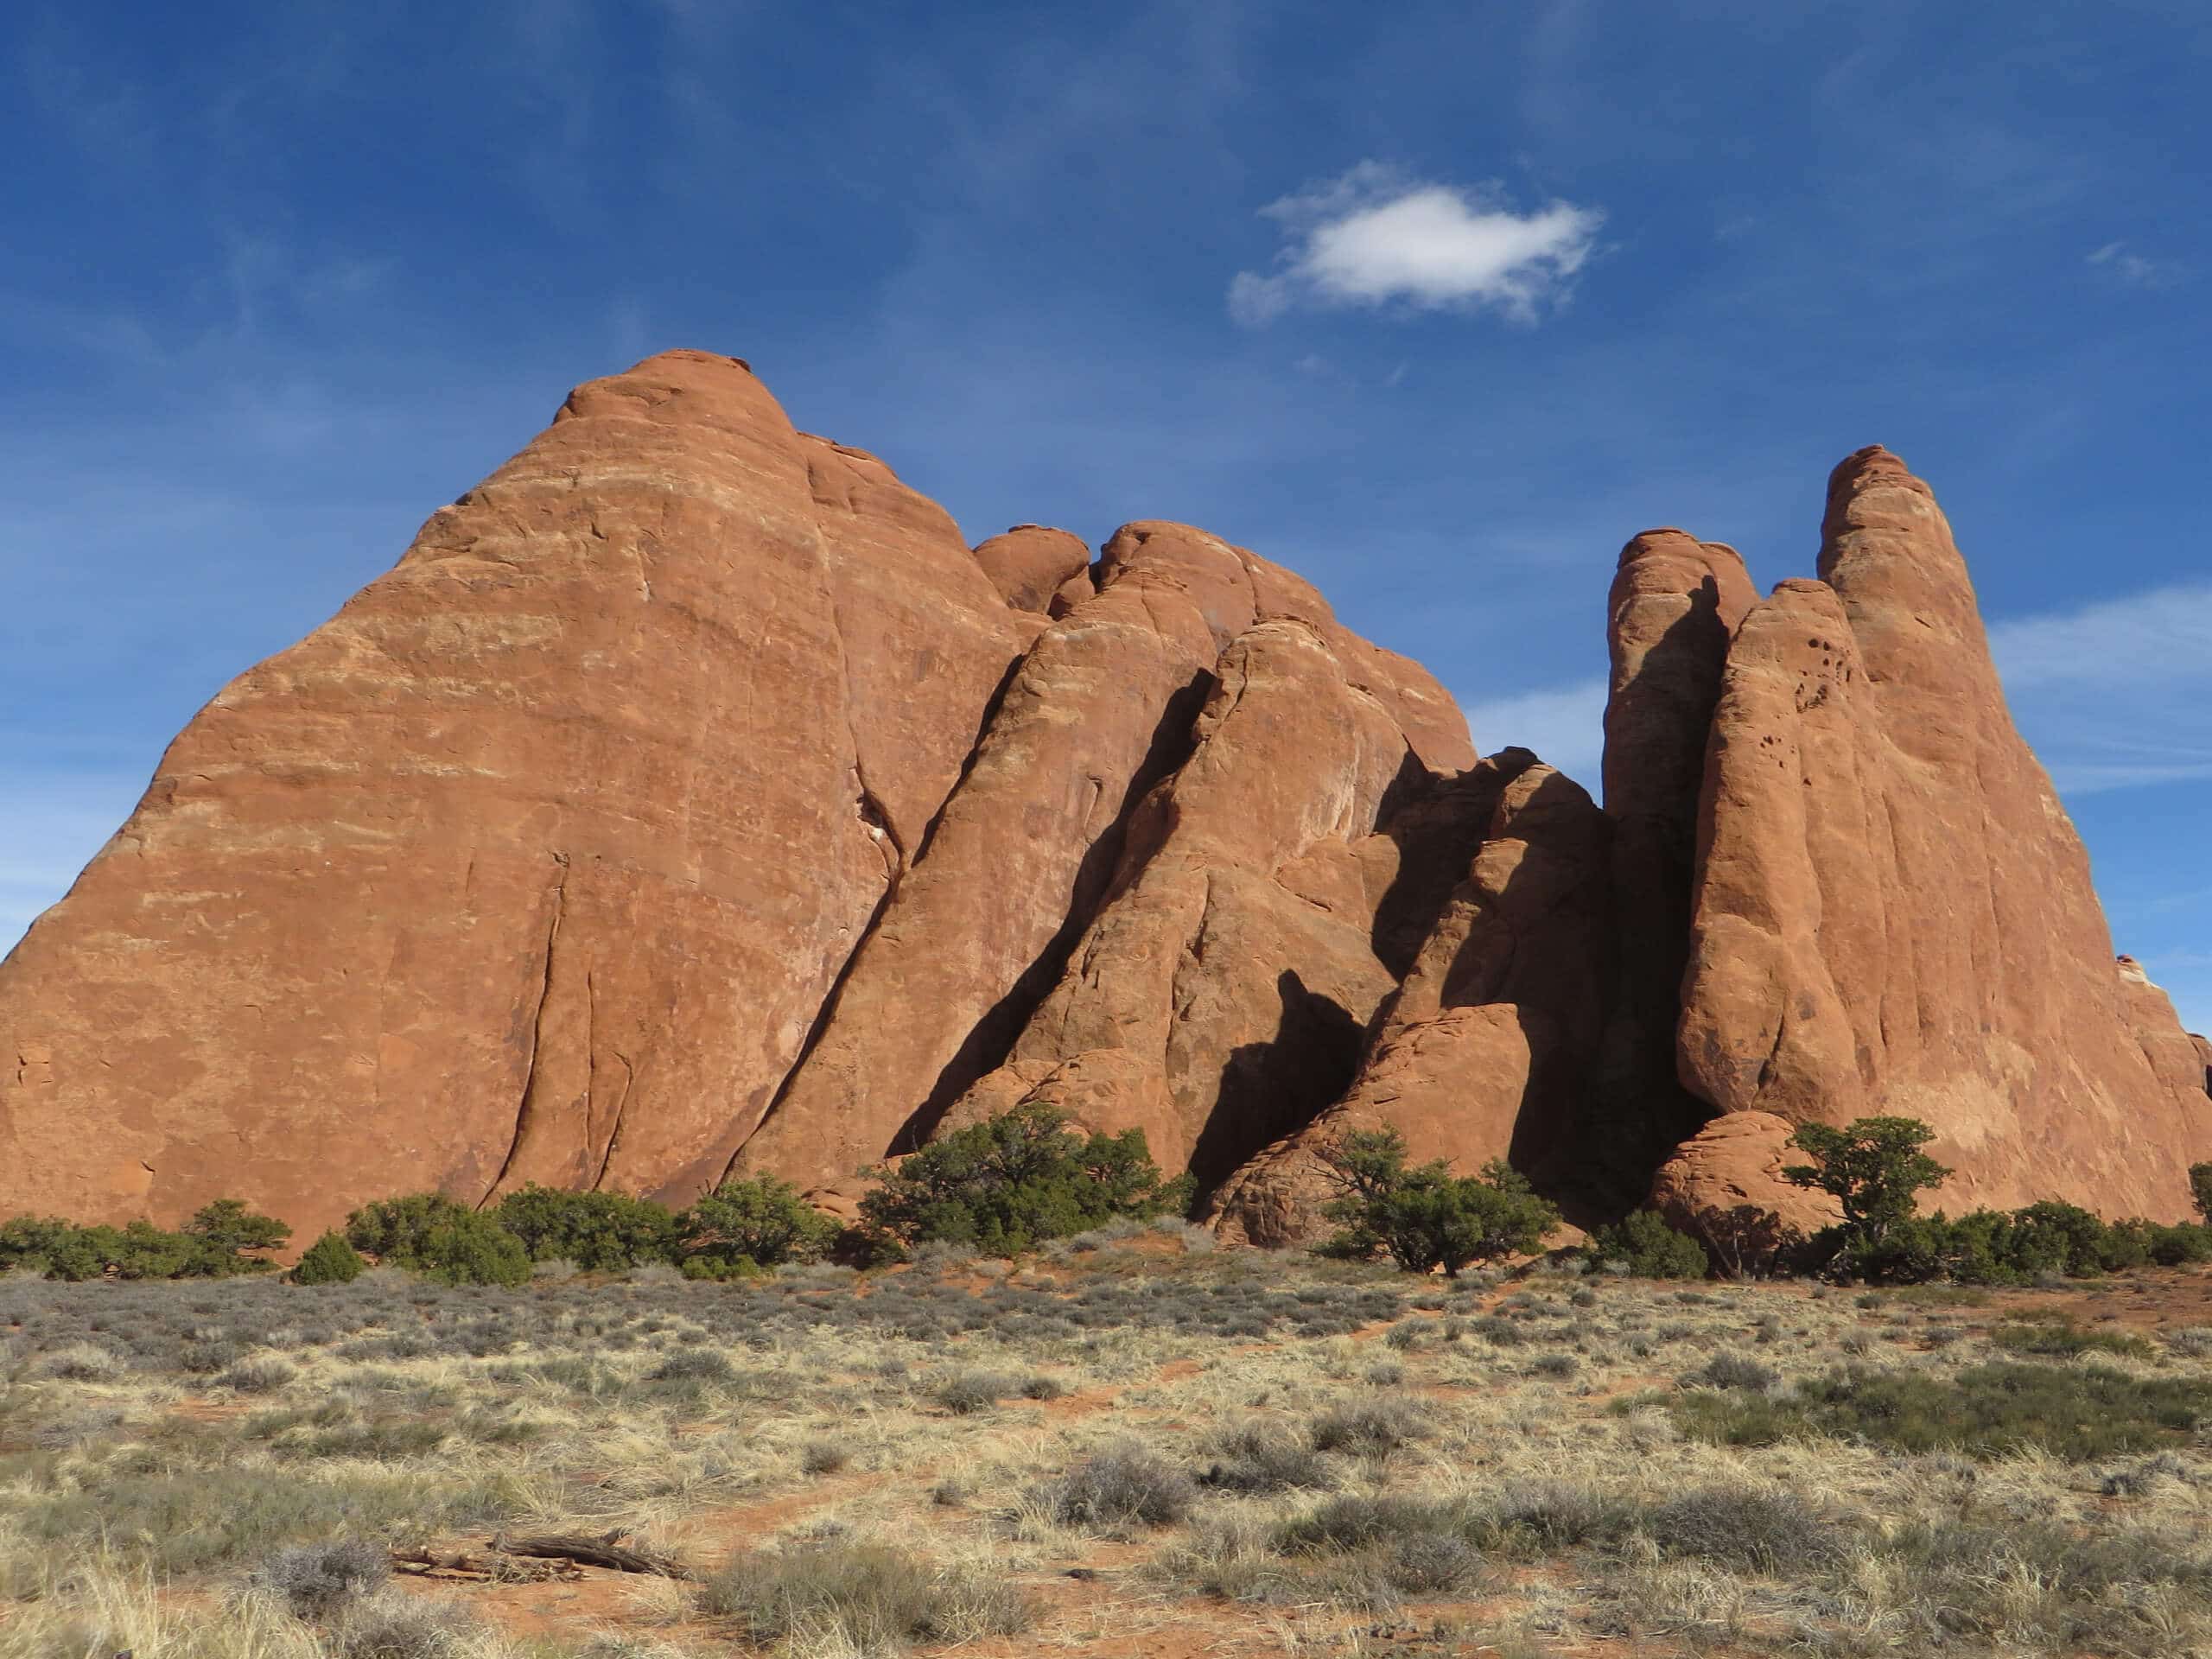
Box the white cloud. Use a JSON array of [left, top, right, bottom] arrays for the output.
[[1458, 675, 1608, 792], [1230, 162, 1603, 327], [2087, 240, 2185, 289], [1988, 580, 2212, 793]]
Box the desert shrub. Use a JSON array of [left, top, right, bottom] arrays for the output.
[[1276, 1493, 1467, 1554], [1586, 1210, 1708, 1280], [2147, 1221, 2212, 1265], [493, 1185, 682, 1271], [1783, 1116, 1948, 1277], [343, 1194, 530, 1287], [24, 1463, 512, 1573], [856, 1103, 1191, 1258], [181, 1198, 291, 1268], [1309, 1395, 1429, 1455], [700, 1539, 1031, 1647], [646, 1346, 735, 1383], [1039, 1443, 1196, 1529], [252, 1537, 391, 1618], [1472, 1482, 1636, 1555], [1674, 1361, 2209, 1460], [2191, 1160, 2212, 1223], [1688, 1351, 1781, 1393], [2003, 1199, 2116, 1277], [0, 1206, 289, 1281], [1019, 1373, 1065, 1401], [218, 1357, 296, 1394], [31, 1340, 127, 1381], [1197, 1422, 1336, 1493], [676, 1174, 839, 1274], [294, 1230, 367, 1285], [1316, 1128, 1558, 1276], [1382, 1529, 1483, 1592], [801, 1439, 849, 1476], [1647, 1485, 1841, 1573], [1990, 1317, 2153, 1359], [332, 1592, 484, 1658], [1866, 1204, 2210, 1286], [931, 1370, 1016, 1414]]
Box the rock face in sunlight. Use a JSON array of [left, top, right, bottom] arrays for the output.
[[1, 358, 2204, 1244], [1670, 448, 2210, 1226]]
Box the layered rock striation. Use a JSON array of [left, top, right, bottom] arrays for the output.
[[1, 356, 2204, 1245]]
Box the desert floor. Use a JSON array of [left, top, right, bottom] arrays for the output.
[[3, 1225, 2209, 1658]]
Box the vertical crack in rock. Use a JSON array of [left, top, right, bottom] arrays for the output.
[[889, 668, 1213, 1154], [480, 854, 569, 1206], [911, 652, 1027, 868], [719, 859, 903, 1185], [721, 575, 918, 1172], [592, 1050, 638, 1192]]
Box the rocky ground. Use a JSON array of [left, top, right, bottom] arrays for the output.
[[3, 1233, 2210, 1658]]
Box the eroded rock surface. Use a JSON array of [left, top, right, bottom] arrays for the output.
[[0, 352, 1039, 1241], [1209, 753, 1615, 1246], [3, 372, 2204, 1247], [1646, 1111, 1841, 1269], [0, 354, 1477, 1238], [1675, 447, 2209, 1218]]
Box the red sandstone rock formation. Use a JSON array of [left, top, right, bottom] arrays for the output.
[[2, 363, 2205, 1249], [1594, 531, 1758, 1199], [0, 353, 1473, 1240], [1208, 752, 1613, 1245], [971, 524, 1092, 613], [1673, 447, 2209, 1221], [0, 353, 1039, 1238], [1645, 1111, 1841, 1272]]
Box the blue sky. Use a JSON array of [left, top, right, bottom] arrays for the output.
[[3, 1, 2208, 1031]]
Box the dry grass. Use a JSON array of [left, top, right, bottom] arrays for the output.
[[2, 1249, 2209, 1656]]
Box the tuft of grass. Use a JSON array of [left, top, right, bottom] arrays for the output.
[[1686, 1351, 1780, 1394], [1673, 1361, 2210, 1460], [329, 1591, 484, 1658], [800, 1439, 849, 1477], [1196, 1422, 1335, 1494], [1991, 1318, 2155, 1359], [700, 1539, 1032, 1649], [1039, 1443, 1196, 1530], [930, 1370, 1015, 1415], [1646, 1485, 1841, 1573], [1309, 1395, 1429, 1455], [645, 1346, 734, 1383], [251, 1539, 391, 1618], [22, 1465, 514, 1574]]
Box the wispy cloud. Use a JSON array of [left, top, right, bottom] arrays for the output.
[[2087, 240, 2186, 289], [1989, 579, 2212, 793], [1459, 674, 1608, 791], [1230, 162, 1602, 327]]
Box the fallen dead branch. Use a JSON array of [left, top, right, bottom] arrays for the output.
[[389, 1545, 581, 1585], [491, 1529, 696, 1580]]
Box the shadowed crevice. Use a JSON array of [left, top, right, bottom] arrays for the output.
[[1186, 969, 1363, 1201], [887, 669, 1217, 1154]]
